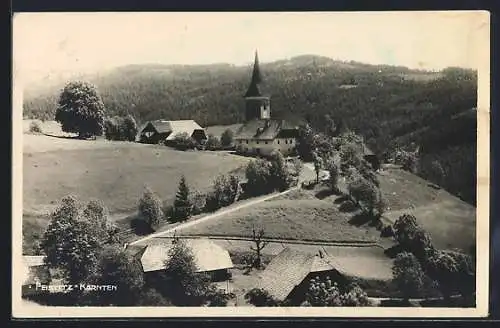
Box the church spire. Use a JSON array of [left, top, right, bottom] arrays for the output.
[[245, 50, 263, 97]]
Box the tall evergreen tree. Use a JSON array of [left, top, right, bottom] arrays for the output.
[[173, 175, 192, 221]]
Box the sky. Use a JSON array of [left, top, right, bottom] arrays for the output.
[[13, 11, 489, 86]]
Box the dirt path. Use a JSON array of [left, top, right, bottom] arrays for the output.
[[129, 162, 318, 246], [128, 186, 301, 246]]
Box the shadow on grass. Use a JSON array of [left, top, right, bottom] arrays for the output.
[[315, 189, 334, 200], [130, 217, 155, 236], [384, 244, 404, 258], [334, 195, 350, 204], [338, 200, 358, 213]]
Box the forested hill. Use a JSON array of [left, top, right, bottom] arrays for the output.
[[23, 56, 477, 203]]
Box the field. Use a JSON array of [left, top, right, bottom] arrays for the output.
[[22, 121, 252, 253], [182, 165, 476, 253], [378, 167, 476, 251], [181, 188, 386, 244], [205, 124, 243, 138]]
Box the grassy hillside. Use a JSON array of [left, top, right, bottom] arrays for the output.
[[23, 56, 478, 204]]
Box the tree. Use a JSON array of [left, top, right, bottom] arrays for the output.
[[305, 277, 371, 307], [393, 214, 435, 262], [392, 252, 426, 303], [41, 195, 102, 285], [123, 114, 138, 141], [296, 123, 316, 161], [250, 225, 268, 269], [323, 114, 337, 137], [205, 174, 241, 212], [349, 178, 382, 218], [172, 175, 192, 221], [84, 246, 145, 306], [220, 128, 234, 147], [312, 151, 322, 183], [326, 161, 340, 192], [245, 159, 273, 196], [427, 160, 446, 186], [244, 288, 280, 306], [425, 249, 475, 302], [393, 214, 420, 250], [82, 199, 119, 244], [340, 143, 364, 174], [269, 150, 293, 191], [162, 239, 212, 306], [55, 81, 105, 139], [138, 186, 164, 229], [205, 134, 221, 150]]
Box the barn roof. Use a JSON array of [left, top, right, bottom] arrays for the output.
[[142, 120, 205, 139], [139, 238, 234, 273], [234, 119, 299, 141], [257, 248, 344, 301]]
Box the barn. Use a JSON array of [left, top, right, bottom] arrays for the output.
[[138, 238, 234, 282], [138, 120, 208, 145], [257, 248, 349, 305]]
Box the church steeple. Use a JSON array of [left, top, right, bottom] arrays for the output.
[[245, 50, 263, 97]]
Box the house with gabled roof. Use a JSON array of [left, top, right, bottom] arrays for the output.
[[234, 51, 300, 157], [256, 248, 349, 305], [137, 238, 234, 282], [138, 119, 208, 145]]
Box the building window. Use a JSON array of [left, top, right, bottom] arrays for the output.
[[246, 140, 248, 144], [265, 141, 268, 145], [277, 140, 280, 144]]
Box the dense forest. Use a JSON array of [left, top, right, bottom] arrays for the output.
[[23, 55, 477, 205]]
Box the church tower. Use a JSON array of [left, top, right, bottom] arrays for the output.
[[244, 50, 271, 121]]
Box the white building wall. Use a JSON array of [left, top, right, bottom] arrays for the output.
[[236, 137, 297, 156]]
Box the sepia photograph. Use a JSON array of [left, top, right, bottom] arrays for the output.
[[12, 11, 490, 318]]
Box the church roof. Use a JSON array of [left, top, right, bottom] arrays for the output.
[[234, 119, 299, 140], [245, 50, 265, 98]]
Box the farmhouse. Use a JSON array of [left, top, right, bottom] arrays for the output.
[[234, 51, 300, 157], [257, 248, 349, 305], [139, 238, 234, 281], [138, 119, 208, 145]]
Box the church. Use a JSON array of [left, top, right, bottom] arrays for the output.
[[234, 51, 300, 157]]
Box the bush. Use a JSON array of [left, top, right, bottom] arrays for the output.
[[393, 214, 435, 261], [207, 290, 233, 307], [29, 120, 43, 134], [190, 190, 207, 215], [205, 174, 241, 212], [305, 277, 371, 307], [244, 288, 280, 306], [220, 129, 234, 147], [138, 187, 164, 230], [245, 159, 273, 196], [425, 249, 475, 301], [269, 150, 293, 191], [205, 134, 221, 150], [172, 132, 197, 151], [392, 252, 426, 301], [380, 224, 395, 237]]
